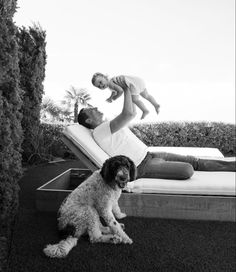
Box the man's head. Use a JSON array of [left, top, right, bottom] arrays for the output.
[[92, 72, 109, 90], [77, 107, 104, 129]]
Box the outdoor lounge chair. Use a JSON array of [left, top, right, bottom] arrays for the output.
[[62, 124, 236, 222]]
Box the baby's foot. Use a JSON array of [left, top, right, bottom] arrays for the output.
[[106, 98, 113, 103], [155, 105, 160, 114], [141, 110, 149, 119]]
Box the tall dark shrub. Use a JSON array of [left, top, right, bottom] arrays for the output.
[[0, 0, 23, 269], [17, 24, 47, 162]]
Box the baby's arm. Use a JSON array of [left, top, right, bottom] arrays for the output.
[[106, 89, 118, 103], [107, 81, 124, 102]]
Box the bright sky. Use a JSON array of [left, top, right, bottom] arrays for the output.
[[14, 0, 235, 124]]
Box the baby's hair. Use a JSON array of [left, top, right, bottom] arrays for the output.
[[91, 72, 108, 86]]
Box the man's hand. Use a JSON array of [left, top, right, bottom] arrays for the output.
[[110, 88, 136, 134]]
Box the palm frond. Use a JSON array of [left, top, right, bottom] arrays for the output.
[[62, 86, 93, 122]]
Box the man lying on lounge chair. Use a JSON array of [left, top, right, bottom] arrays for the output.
[[77, 87, 235, 180]]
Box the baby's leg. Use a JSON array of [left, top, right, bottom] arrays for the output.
[[132, 95, 149, 119], [140, 89, 160, 115]]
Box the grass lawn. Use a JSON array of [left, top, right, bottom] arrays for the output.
[[7, 160, 236, 272]]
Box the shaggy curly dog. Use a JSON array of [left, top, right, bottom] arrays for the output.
[[43, 155, 136, 258]]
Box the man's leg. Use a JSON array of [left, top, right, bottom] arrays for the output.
[[197, 158, 236, 171], [137, 153, 194, 180], [141, 158, 194, 180], [144, 152, 236, 173]]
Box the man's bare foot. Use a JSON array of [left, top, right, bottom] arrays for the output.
[[141, 110, 149, 119]]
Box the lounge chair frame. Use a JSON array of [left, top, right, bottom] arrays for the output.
[[62, 134, 235, 222]]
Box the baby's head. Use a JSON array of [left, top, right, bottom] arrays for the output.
[[92, 72, 109, 90]]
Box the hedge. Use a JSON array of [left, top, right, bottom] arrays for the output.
[[17, 25, 47, 162], [36, 121, 235, 164], [131, 121, 236, 157], [0, 0, 23, 270]]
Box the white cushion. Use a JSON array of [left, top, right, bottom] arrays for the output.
[[126, 171, 236, 196], [148, 146, 224, 158], [63, 124, 109, 168]]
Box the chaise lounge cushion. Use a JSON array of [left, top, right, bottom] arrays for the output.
[[148, 146, 224, 158], [63, 124, 109, 167], [63, 124, 235, 196], [126, 171, 235, 195]]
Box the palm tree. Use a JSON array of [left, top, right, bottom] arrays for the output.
[[41, 97, 59, 121], [61, 86, 91, 122], [41, 97, 72, 122]]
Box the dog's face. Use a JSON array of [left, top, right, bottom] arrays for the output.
[[100, 155, 137, 189], [114, 167, 131, 189]]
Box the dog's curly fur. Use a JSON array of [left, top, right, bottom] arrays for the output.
[[43, 155, 136, 258]]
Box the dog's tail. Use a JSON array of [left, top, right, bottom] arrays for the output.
[[43, 224, 78, 258], [43, 236, 78, 258]]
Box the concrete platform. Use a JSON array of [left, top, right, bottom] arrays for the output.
[[36, 168, 235, 222]]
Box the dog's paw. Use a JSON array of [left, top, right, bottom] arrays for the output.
[[101, 226, 111, 234], [110, 235, 122, 244], [116, 212, 127, 219], [119, 223, 125, 230], [122, 237, 133, 244]]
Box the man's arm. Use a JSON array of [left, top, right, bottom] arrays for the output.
[[110, 88, 136, 134]]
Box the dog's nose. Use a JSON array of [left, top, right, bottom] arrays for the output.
[[119, 181, 127, 189]]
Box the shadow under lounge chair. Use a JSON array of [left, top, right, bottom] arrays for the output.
[[62, 124, 236, 222]]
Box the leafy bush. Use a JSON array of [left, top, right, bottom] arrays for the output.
[[38, 121, 235, 163], [41, 123, 76, 159], [24, 123, 76, 164], [0, 0, 23, 270], [17, 25, 47, 162], [131, 121, 235, 157]]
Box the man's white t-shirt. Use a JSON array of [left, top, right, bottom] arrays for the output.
[[93, 121, 148, 166]]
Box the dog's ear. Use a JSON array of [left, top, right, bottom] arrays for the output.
[[100, 157, 113, 183], [127, 157, 137, 181]]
